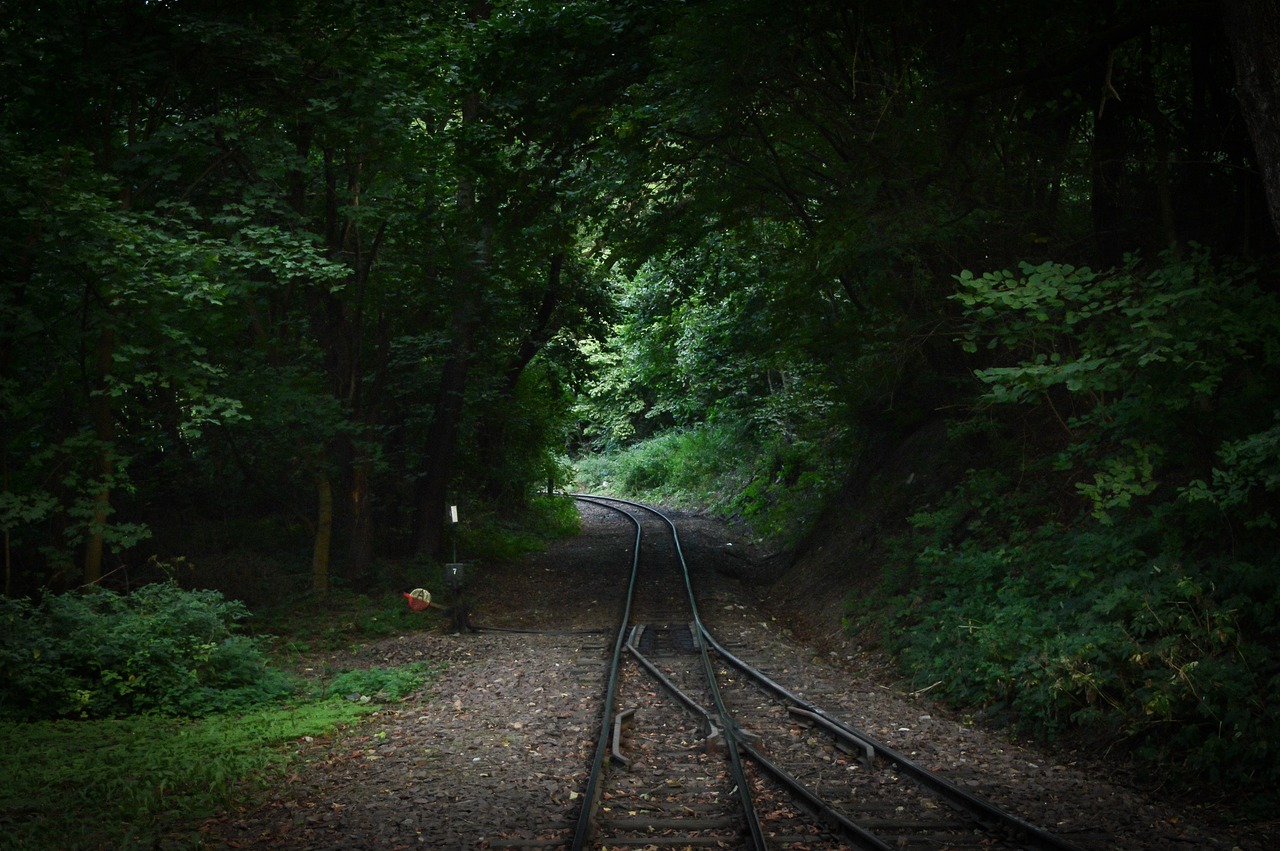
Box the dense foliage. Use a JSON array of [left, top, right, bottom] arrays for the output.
[[4, 0, 1280, 800], [1, 588, 443, 849], [0, 582, 292, 719], [872, 249, 1280, 790], [0, 0, 629, 596], [565, 0, 1280, 797]]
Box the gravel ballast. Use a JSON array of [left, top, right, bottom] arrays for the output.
[[195, 504, 1277, 850]]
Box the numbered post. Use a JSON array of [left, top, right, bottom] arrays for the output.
[[445, 504, 470, 631]]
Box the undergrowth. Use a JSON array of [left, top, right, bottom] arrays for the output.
[[255, 587, 445, 654], [853, 250, 1280, 802], [0, 701, 375, 850], [574, 419, 844, 544], [0, 581, 292, 720], [863, 471, 1280, 805], [458, 492, 583, 562], [0, 582, 445, 848]]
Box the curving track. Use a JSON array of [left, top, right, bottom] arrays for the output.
[[567, 494, 1086, 851]]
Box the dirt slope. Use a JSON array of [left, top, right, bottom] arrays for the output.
[[763, 419, 958, 647]]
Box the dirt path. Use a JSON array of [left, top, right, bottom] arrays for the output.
[[191, 505, 1276, 850]]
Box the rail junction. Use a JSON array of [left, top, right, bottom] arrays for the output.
[[552, 494, 1086, 851]]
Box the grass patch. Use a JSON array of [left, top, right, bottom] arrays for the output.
[[0, 701, 374, 850], [325, 661, 439, 702], [0, 656, 445, 850], [253, 588, 445, 656], [0, 580, 449, 850]]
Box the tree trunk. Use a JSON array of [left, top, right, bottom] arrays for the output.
[[410, 0, 491, 559], [1091, 52, 1128, 268], [345, 457, 374, 582], [1223, 0, 1280, 242], [312, 473, 333, 598], [84, 324, 115, 586], [411, 318, 474, 558], [3, 459, 11, 597]]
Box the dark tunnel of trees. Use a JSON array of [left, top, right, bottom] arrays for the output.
[[4, 0, 1280, 794]]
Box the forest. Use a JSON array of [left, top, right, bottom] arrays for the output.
[[3, 0, 1280, 823]]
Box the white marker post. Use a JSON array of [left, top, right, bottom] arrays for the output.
[[445, 505, 469, 631], [449, 504, 459, 563]]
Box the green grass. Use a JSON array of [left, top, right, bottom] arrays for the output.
[[0, 584, 449, 850], [326, 661, 439, 702], [0, 495, 581, 848], [0, 701, 375, 850], [251, 585, 451, 657]]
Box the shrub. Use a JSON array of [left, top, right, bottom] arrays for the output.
[[326, 662, 438, 702], [953, 247, 1280, 529], [863, 248, 1280, 793], [573, 419, 845, 544], [868, 458, 1280, 793], [0, 581, 294, 720]]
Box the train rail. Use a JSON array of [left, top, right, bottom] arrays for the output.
[[567, 494, 1086, 851]]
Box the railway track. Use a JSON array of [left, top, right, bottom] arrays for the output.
[[566, 494, 1087, 851]]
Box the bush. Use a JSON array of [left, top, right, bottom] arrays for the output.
[[0, 582, 294, 720], [953, 248, 1280, 530], [863, 442, 1280, 794], [326, 661, 438, 702], [858, 248, 1280, 794]]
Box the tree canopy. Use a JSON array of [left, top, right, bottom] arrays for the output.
[[2, 0, 641, 592], [4, 0, 1280, 793]]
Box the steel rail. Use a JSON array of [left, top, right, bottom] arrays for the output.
[[568, 496, 641, 850], [701, 628, 1088, 851], [626, 629, 889, 849], [736, 737, 896, 851], [573, 494, 767, 850], [624, 627, 713, 724], [571, 494, 1086, 850]]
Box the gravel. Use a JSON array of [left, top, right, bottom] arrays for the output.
[[192, 505, 1278, 850]]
